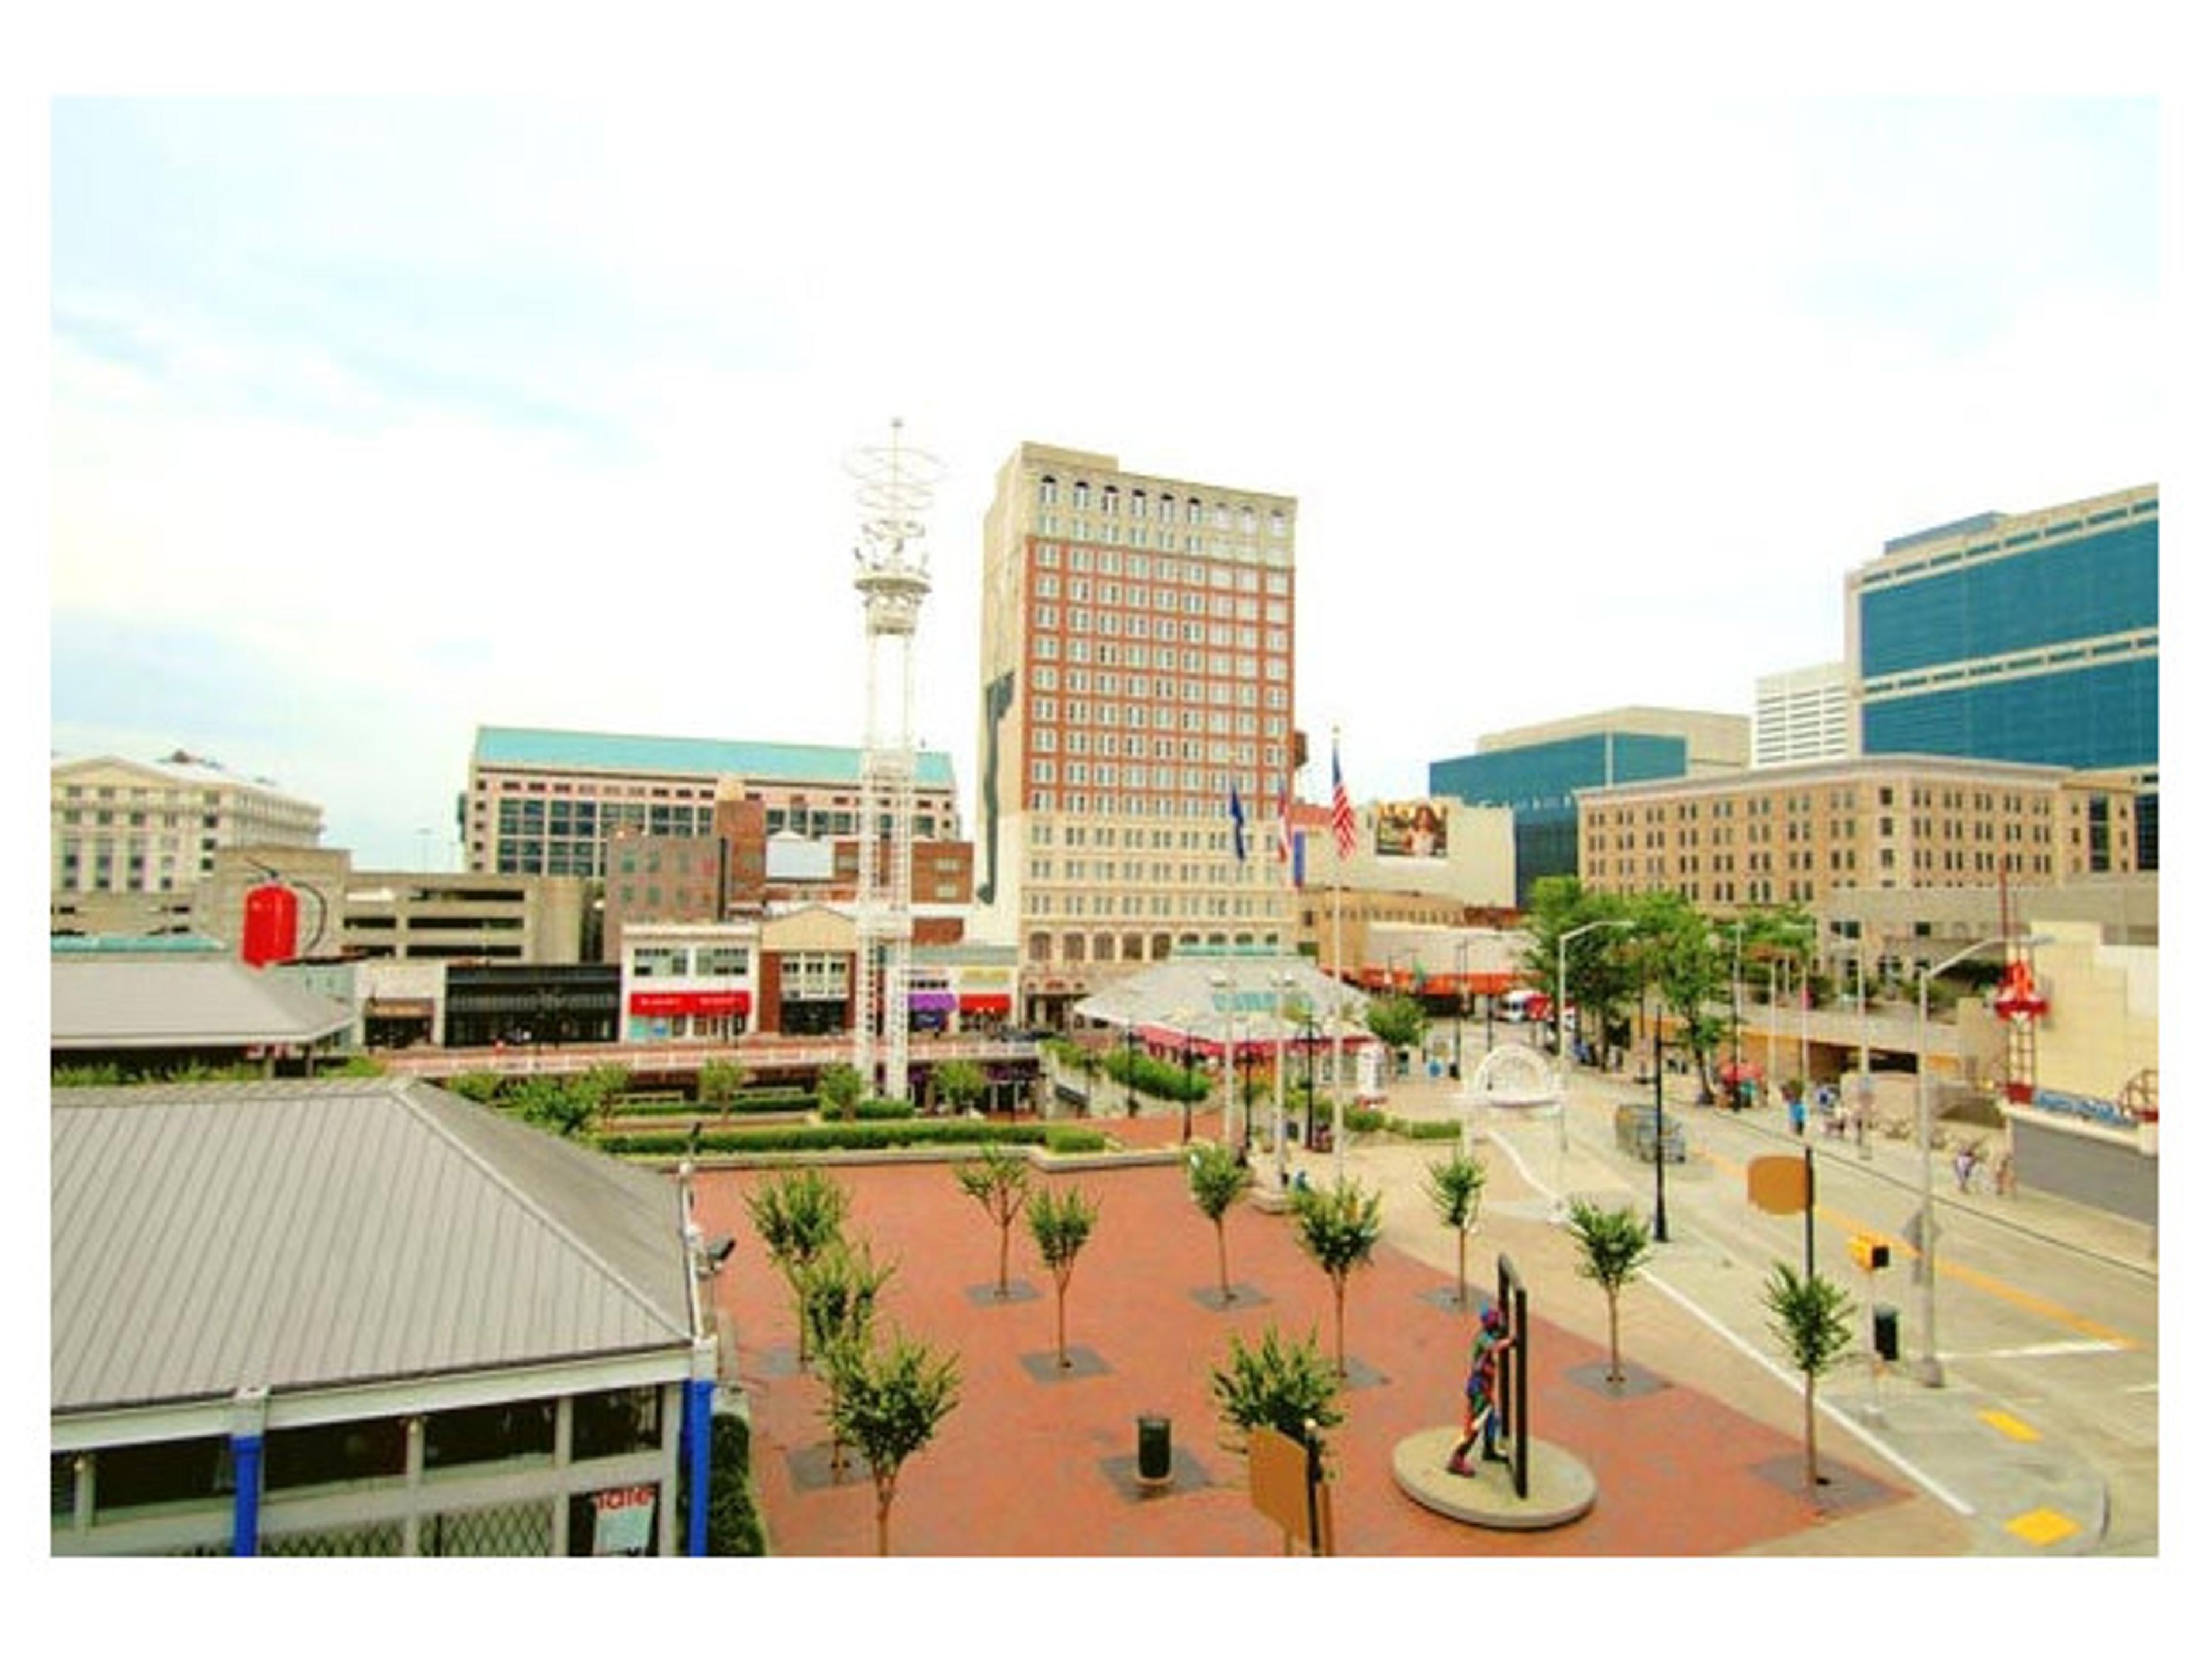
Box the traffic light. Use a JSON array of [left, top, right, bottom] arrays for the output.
[[1849, 1234, 1892, 1272]]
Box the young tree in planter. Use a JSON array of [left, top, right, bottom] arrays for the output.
[[1290, 1180, 1384, 1378], [816, 1061, 865, 1122], [821, 1330, 961, 1556], [1565, 1198, 1654, 1386], [698, 1056, 749, 1122], [953, 1145, 1031, 1299], [511, 1075, 597, 1139], [932, 1058, 988, 1117], [1421, 1150, 1488, 1309], [1025, 1184, 1100, 1369], [1209, 1323, 1346, 1460], [796, 1238, 896, 1480], [1187, 1141, 1257, 1304], [1762, 1261, 1857, 1492], [744, 1168, 851, 1366]]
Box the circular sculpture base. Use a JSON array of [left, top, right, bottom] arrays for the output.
[[1391, 1426, 1597, 1531]]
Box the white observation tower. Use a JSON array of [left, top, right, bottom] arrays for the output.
[[847, 419, 941, 1103]]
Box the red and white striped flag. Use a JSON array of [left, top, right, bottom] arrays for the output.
[[1330, 740, 1356, 860]]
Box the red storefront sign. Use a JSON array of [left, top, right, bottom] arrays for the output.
[[628, 990, 752, 1017], [958, 993, 1012, 1014]]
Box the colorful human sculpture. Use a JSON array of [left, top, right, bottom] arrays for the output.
[[1446, 1302, 1513, 1476]]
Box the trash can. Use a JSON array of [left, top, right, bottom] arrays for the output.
[[1872, 1304, 1900, 1363], [1136, 1415, 1172, 1486]]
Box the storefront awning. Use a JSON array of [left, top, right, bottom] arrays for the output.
[[628, 990, 752, 1017]]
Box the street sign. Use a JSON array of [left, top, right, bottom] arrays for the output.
[[1248, 1425, 1332, 1555], [1747, 1154, 1810, 1215]]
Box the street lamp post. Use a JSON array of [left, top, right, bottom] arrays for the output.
[[1912, 933, 2048, 1385], [1177, 1014, 1196, 1145], [1651, 1028, 1671, 1243], [1272, 969, 1293, 1190], [1453, 938, 1469, 1080], [1728, 922, 1744, 1107], [1558, 919, 1632, 1199], [1124, 1021, 1139, 1119]]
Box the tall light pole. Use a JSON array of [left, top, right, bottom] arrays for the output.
[[1912, 933, 2048, 1385], [1727, 921, 1744, 1105], [1558, 919, 1632, 1198], [1272, 968, 1294, 1190], [1452, 938, 1469, 1080]]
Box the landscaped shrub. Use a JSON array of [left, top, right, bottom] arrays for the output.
[[1343, 1106, 1388, 1135], [1391, 1116, 1463, 1141], [1101, 1047, 1212, 1104], [598, 1120, 1060, 1157], [853, 1097, 918, 1120], [1042, 1126, 1110, 1154]]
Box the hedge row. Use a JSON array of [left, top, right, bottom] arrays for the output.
[[599, 1120, 1089, 1156]]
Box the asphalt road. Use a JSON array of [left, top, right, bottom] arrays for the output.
[[1391, 1044, 2158, 1555]]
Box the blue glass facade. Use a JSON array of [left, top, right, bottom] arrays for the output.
[[1858, 493, 2157, 869], [1859, 517, 2157, 679], [1431, 733, 1690, 906]]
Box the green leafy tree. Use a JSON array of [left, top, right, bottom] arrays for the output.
[[1209, 1324, 1347, 1461], [1762, 1262, 1857, 1492], [1565, 1198, 1655, 1385], [744, 1168, 851, 1366], [821, 1331, 961, 1556], [576, 1062, 632, 1127], [449, 1070, 505, 1104], [1289, 1179, 1384, 1377], [1362, 993, 1427, 1055], [795, 1238, 897, 1480], [1187, 1141, 1257, 1303], [700, 1411, 767, 1556], [1421, 1151, 1488, 1309], [510, 1075, 597, 1138], [1520, 876, 1639, 1056], [1025, 1184, 1100, 1369], [816, 1061, 865, 1122], [697, 1056, 750, 1121], [932, 1058, 988, 1116], [953, 1145, 1031, 1298], [1633, 891, 1731, 1102]]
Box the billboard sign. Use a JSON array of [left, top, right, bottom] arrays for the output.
[[1373, 800, 1448, 859]]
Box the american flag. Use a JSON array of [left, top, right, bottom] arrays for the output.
[[1330, 741, 1356, 860]]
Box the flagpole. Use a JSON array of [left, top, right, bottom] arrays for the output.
[[1273, 768, 1291, 1191]]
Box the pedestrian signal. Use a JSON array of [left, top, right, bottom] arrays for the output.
[[1849, 1235, 1891, 1272]]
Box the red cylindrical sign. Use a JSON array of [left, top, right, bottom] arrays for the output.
[[241, 883, 299, 967]]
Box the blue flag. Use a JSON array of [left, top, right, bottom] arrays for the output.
[[1229, 784, 1247, 862]]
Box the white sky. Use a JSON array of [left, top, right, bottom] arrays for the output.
[[37, 15, 2179, 870]]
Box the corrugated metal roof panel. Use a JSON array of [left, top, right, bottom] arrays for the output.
[[50, 957, 354, 1049], [52, 1080, 692, 1415]]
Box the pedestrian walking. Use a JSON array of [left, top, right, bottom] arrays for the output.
[[1787, 1093, 1806, 1138]]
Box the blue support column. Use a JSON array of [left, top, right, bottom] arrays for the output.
[[229, 1387, 269, 1558], [683, 1339, 717, 1556]]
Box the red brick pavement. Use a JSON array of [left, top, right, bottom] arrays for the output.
[[691, 1115, 1907, 1557]]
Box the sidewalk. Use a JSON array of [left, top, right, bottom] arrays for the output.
[[1375, 1063, 2147, 1555], [690, 1101, 1969, 1557]]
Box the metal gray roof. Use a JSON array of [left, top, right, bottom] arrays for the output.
[[50, 956, 356, 1050], [51, 1079, 695, 1416], [1072, 957, 1372, 1047]]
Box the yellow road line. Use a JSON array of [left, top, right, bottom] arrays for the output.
[[1702, 1145, 2137, 1350], [1980, 1409, 2042, 1443]]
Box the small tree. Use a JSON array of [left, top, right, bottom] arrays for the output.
[[1762, 1262, 1857, 1492], [1187, 1141, 1257, 1303], [698, 1056, 749, 1122], [933, 1058, 988, 1116], [1421, 1151, 1488, 1309], [795, 1238, 896, 1480], [1209, 1324, 1346, 1460], [1362, 993, 1427, 1056], [510, 1075, 597, 1139], [744, 1168, 851, 1366], [1565, 1198, 1654, 1385], [821, 1331, 961, 1556], [1025, 1184, 1100, 1368], [1289, 1180, 1384, 1377], [449, 1070, 505, 1105], [953, 1145, 1031, 1298], [816, 1062, 865, 1122]]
